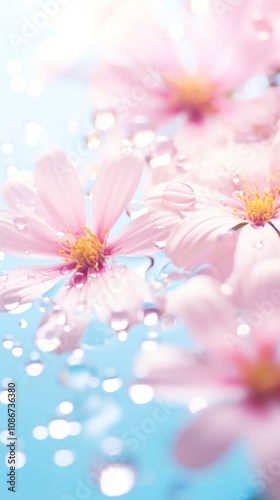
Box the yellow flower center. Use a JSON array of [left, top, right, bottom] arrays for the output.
[[239, 360, 280, 397], [56, 226, 106, 270], [166, 74, 218, 114], [234, 183, 280, 227]]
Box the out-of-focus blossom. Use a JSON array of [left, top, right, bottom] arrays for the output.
[[91, 2, 280, 139], [0, 149, 176, 352], [145, 132, 280, 279], [136, 260, 280, 469]]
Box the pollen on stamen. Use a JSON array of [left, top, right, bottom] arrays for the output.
[[55, 226, 106, 271]]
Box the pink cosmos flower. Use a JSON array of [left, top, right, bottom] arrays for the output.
[[0, 149, 176, 353], [136, 259, 280, 471], [91, 2, 279, 138], [145, 132, 280, 280]]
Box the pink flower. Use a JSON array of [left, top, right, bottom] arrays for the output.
[[91, 2, 279, 138], [136, 259, 280, 469], [145, 133, 280, 280], [0, 149, 175, 353]]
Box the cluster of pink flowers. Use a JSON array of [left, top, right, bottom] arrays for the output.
[[3, 0, 280, 493]]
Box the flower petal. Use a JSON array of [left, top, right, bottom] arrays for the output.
[[35, 150, 86, 234], [0, 210, 60, 258], [0, 264, 62, 313], [107, 211, 181, 256], [168, 275, 236, 350], [91, 150, 144, 240], [165, 211, 240, 279], [174, 405, 245, 469]]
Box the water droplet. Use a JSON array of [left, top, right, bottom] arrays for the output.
[[48, 419, 70, 439], [60, 266, 71, 276], [2, 336, 14, 350], [152, 225, 166, 249], [237, 323, 251, 337], [58, 401, 73, 415], [71, 271, 86, 289], [54, 449, 74, 467], [12, 345, 23, 357], [99, 464, 136, 496], [86, 131, 102, 150], [232, 174, 240, 185], [13, 215, 28, 231], [117, 331, 128, 342], [102, 377, 123, 393], [33, 426, 48, 440], [38, 297, 53, 313], [254, 18, 272, 40], [175, 154, 190, 171], [162, 182, 196, 211], [147, 136, 177, 168], [126, 200, 148, 220], [110, 312, 129, 332], [4, 301, 20, 312], [0, 251, 5, 260], [252, 236, 263, 249], [94, 109, 116, 131], [131, 116, 155, 147], [144, 307, 159, 326], [25, 359, 44, 377], [129, 384, 154, 404]]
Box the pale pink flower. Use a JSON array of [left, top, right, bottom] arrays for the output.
[[145, 132, 280, 279], [91, 2, 279, 138], [0, 149, 175, 353], [136, 260, 280, 469]]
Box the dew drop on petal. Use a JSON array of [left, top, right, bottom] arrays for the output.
[[126, 200, 148, 219], [13, 215, 28, 231], [110, 312, 129, 332], [252, 236, 264, 249], [99, 464, 136, 497], [71, 271, 86, 289], [162, 182, 196, 211], [131, 116, 155, 147], [152, 225, 167, 249], [147, 136, 177, 168], [60, 266, 71, 275]]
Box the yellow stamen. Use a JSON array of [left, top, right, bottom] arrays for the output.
[[166, 74, 218, 114], [234, 183, 280, 226], [240, 360, 280, 397], [55, 226, 106, 270]]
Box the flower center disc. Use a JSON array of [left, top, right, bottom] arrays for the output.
[[57, 226, 105, 270], [240, 360, 280, 397], [234, 183, 280, 227], [166, 74, 218, 114]]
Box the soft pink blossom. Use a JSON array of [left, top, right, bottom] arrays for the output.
[[136, 259, 280, 469], [0, 149, 176, 353], [91, 2, 279, 138], [145, 132, 280, 279]]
